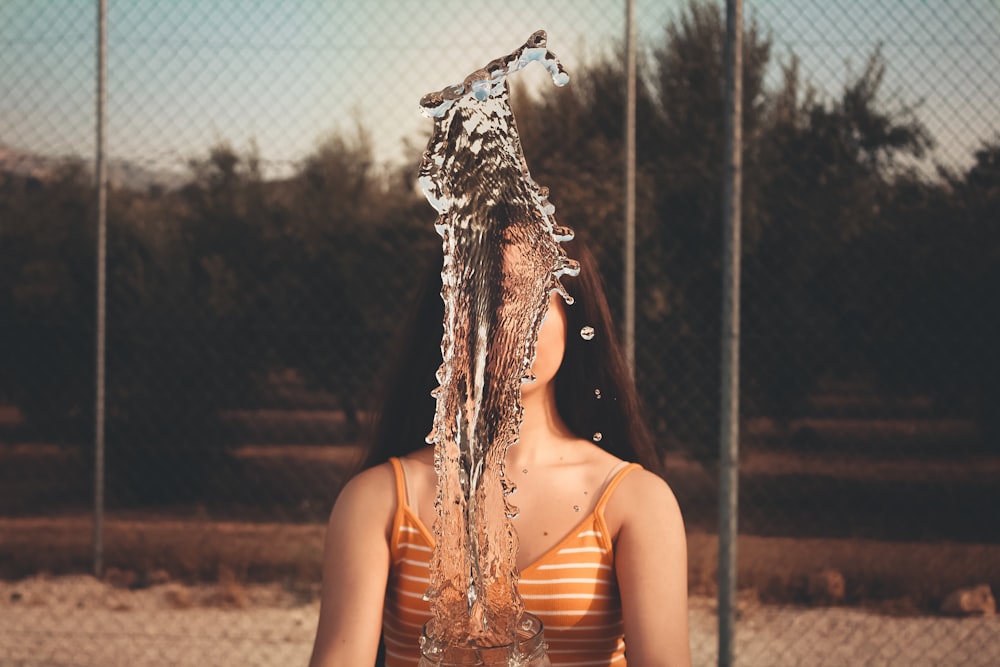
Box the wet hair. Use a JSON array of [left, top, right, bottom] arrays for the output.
[[358, 236, 662, 475]]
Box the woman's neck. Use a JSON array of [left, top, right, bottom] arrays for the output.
[[507, 381, 575, 468]]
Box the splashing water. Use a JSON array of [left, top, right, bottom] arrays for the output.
[[418, 30, 577, 647]]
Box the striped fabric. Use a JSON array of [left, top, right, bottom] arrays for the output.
[[382, 457, 639, 667]]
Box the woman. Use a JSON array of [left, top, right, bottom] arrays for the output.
[[309, 239, 691, 666]]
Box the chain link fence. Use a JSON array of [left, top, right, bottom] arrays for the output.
[[1, 0, 998, 665]]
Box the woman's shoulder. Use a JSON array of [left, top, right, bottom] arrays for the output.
[[617, 465, 678, 496], [344, 460, 396, 493], [330, 462, 397, 525], [334, 449, 436, 513], [604, 464, 683, 528]]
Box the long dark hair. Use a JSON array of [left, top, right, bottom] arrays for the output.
[[358, 236, 661, 475]]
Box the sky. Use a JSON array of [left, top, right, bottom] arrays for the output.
[[0, 0, 997, 176]]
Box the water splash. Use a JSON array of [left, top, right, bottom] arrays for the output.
[[418, 30, 576, 647]]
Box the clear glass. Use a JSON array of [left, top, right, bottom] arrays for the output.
[[417, 612, 551, 667]]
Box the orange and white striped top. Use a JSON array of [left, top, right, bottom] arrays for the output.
[[383, 456, 639, 667]]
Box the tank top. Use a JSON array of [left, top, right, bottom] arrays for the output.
[[382, 456, 640, 667]]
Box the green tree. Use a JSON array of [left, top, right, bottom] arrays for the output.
[[856, 142, 1000, 446], [0, 162, 95, 443], [641, 1, 773, 456], [102, 144, 279, 503], [743, 50, 933, 425], [280, 127, 437, 438]]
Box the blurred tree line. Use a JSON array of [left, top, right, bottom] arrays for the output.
[[1, 1, 996, 503]]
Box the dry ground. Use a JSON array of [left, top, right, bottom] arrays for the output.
[[3, 515, 1000, 610], [1, 575, 997, 667], [2, 422, 998, 664]]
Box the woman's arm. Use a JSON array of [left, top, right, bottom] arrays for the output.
[[609, 469, 692, 667], [308, 464, 396, 667]]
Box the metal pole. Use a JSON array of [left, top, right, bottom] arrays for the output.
[[623, 0, 637, 377], [93, 0, 108, 578], [719, 0, 743, 665]]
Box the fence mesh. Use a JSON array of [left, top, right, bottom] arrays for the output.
[[1, 0, 998, 665]]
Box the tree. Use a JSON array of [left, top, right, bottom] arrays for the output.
[[637, 1, 774, 456], [856, 141, 1000, 447], [743, 49, 933, 425], [0, 161, 95, 443], [101, 145, 280, 503], [280, 127, 437, 437]]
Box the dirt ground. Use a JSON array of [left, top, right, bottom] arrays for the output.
[[1, 575, 997, 667], [4, 515, 999, 613], [2, 425, 998, 665]]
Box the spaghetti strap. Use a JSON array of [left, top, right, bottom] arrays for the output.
[[594, 462, 641, 514], [387, 457, 412, 557], [388, 457, 408, 509], [600, 460, 631, 488]]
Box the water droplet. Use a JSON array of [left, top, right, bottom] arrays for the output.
[[555, 283, 575, 305], [506, 510, 520, 519], [572, 505, 581, 512], [522, 468, 528, 474], [580, 326, 595, 341], [521, 618, 534, 631], [552, 225, 574, 242], [470, 76, 491, 101], [594, 388, 602, 399], [562, 258, 582, 277], [592, 432, 603, 442]]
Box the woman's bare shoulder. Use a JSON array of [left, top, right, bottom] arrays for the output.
[[606, 466, 683, 527], [620, 466, 680, 502], [329, 462, 397, 527]]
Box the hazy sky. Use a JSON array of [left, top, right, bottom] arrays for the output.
[[1, 0, 996, 173]]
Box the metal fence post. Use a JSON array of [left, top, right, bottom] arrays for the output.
[[623, 0, 637, 377], [92, 0, 108, 578], [719, 0, 743, 665]]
